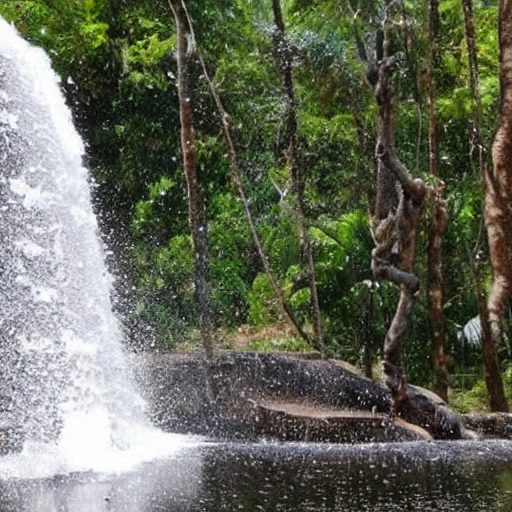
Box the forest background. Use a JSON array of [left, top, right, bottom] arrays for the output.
[[0, 0, 507, 412]]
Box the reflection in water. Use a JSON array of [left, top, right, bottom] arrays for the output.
[[1, 440, 512, 511], [200, 441, 512, 511]]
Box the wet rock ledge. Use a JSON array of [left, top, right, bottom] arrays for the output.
[[462, 413, 512, 439], [135, 351, 444, 443]]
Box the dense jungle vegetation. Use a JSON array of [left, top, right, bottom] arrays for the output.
[[1, 0, 510, 410]]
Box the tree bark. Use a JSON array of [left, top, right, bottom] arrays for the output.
[[488, 0, 512, 351], [484, 0, 512, 410], [361, 283, 375, 379], [462, 0, 508, 411], [168, 0, 214, 360], [369, 6, 428, 407], [427, 0, 449, 402], [366, 4, 459, 438], [271, 0, 325, 356]]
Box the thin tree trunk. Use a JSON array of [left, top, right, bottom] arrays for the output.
[[462, 0, 508, 411], [361, 283, 375, 379], [174, 0, 316, 349], [168, 0, 214, 361], [427, 0, 449, 402], [271, 0, 325, 356], [369, 4, 428, 406]]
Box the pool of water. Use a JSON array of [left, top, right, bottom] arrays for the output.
[[1, 439, 512, 511]]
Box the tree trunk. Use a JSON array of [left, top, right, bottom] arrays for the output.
[[361, 283, 375, 380], [366, 5, 459, 439], [485, 0, 512, 411], [174, 0, 315, 349], [462, 0, 508, 411], [271, 0, 325, 356], [488, 1, 512, 353], [427, 0, 449, 402], [169, 0, 214, 361], [427, 192, 449, 402], [369, 5, 428, 407]]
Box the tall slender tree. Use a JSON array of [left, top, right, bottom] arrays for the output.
[[174, 0, 318, 350], [488, 2, 512, 342], [271, 0, 325, 356], [427, 0, 449, 402], [366, 1, 462, 438], [168, 0, 214, 361], [485, 0, 512, 410], [462, 0, 508, 412]]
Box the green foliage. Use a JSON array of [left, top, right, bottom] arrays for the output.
[[133, 176, 177, 233], [209, 192, 254, 325], [449, 364, 512, 415], [248, 273, 283, 326], [122, 32, 176, 89], [130, 233, 196, 347], [264, 215, 301, 276], [450, 379, 488, 414], [245, 335, 312, 353], [299, 113, 372, 214], [309, 210, 374, 354]]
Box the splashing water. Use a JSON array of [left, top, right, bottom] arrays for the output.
[[0, 18, 194, 479]]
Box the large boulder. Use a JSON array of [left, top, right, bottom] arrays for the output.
[[393, 384, 464, 440], [462, 413, 512, 439], [134, 351, 463, 442]]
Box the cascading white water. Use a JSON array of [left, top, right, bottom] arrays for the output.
[[0, 18, 192, 478]]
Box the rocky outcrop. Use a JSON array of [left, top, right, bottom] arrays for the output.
[[462, 413, 512, 439], [135, 351, 464, 442], [252, 399, 433, 442], [392, 384, 464, 440]]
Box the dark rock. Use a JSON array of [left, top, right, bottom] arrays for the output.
[[135, 351, 466, 443], [462, 413, 512, 439], [394, 384, 464, 440], [251, 399, 432, 442]]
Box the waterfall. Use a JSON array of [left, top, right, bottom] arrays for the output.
[[0, 18, 190, 478]]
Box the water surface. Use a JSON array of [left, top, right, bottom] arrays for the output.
[[1, 439, 512, 511]]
